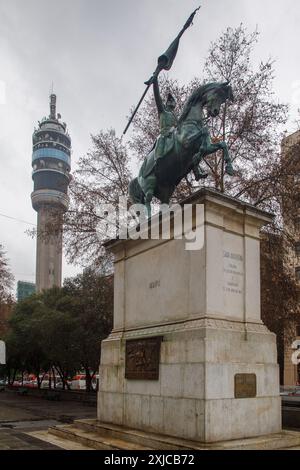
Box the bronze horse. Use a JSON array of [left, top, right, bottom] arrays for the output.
[[129, 82, 234, 216]]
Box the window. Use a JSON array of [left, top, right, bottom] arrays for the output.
[[295, 218, 300, 232], [295, 242, 300, 256]]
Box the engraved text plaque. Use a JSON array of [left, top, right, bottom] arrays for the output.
[[234, 373, 257, 398]]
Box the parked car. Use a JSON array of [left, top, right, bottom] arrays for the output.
[[12, 380, 22, 387], [54, 380, 72, 389], [55, 381, 64, 389], [71, 379, 86, 390], [27, 380, 37, 388], [41, 380, 50, 389], [22, 380, 32, 386], [0, 379, 6, 391]]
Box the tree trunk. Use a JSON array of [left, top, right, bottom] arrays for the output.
[[6, 366, 11, 385], [54, 364, 65, 388], [10, 368, 17, 385], [84, 367, 93, 392], [52, 367, 56, 389]]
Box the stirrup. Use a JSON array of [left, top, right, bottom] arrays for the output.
[[194, 168, 208, 181], [225, 163, 234, 176], [198, 171, 208, 179]]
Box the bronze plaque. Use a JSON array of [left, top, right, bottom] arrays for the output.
[[234, 373, 257, 398], [125, 337, 163, 380]]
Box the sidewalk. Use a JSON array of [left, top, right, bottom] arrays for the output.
[[0, 390, 96, 450]]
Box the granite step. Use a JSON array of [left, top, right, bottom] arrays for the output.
[[73, 419, 200, 450], [48, 419, 300, 450], [48, 424, 154, 450]]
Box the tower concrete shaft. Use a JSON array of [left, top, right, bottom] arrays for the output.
[[31, 94, 71, 292], [33, 196, 66, 292]]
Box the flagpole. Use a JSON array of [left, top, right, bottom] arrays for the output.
[[123, 83, 151, 136], [122, 6, 201, 135]]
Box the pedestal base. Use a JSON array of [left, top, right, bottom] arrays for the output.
[[98, 318, 281, 443]]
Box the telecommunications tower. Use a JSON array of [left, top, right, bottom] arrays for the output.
[[31, 94, 71, 291]]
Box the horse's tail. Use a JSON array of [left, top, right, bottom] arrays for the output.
[[128, 177, 145, 205]]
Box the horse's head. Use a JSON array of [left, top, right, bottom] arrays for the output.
[[202, 82, 234, 118], [178, 82, 234, 124]]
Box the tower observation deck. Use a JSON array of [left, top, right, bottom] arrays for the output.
[[31, 94, 71, 292]]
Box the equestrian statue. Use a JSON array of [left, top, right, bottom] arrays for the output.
[[124, 7, 234, 216]]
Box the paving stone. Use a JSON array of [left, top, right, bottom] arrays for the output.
[[0, 391, 96, 450]]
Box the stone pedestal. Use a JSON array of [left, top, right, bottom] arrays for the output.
[[98, 189, 281, 443]]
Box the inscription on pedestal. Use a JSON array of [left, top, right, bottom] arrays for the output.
[[125, 337, 162, 380], [223, 251, 244, 295], [234, 373, 257, 398]]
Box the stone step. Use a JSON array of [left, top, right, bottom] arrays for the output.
[[48, 419, 300, 450], [27, 430, 94, 451], [73, 419, 200, 450], [48, 424, 153, 450]]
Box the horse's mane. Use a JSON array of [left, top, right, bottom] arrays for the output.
[[178, 84, 208, 124], [178, 82, 232, 124]]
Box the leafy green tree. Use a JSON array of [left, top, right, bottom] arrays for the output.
[[38, 288, 81, 389], [63, 269, 113, 391], [6, 295, 50, 387], [5, 271, 113, 391]]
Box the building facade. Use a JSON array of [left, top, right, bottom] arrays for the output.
[[282, 130, 300, 385], [31, 94, 71, 292], [17, 281, 36, 302]]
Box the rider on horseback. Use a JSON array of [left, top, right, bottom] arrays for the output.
[[153, 75, 177, 162], [131, 79, 234, 216], [152, 75, 208, 181]]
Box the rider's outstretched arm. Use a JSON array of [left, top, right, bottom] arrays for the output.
[[153, 76, 164, 116]]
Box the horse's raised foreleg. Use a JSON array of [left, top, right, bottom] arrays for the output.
[[193, 134, 234, 176]]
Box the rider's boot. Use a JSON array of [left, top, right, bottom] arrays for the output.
[[225, 161, 234, 176], [193, 165, 208, 181]]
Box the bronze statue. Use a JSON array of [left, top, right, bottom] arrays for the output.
[[126, 7, 234, 216], [129, 81, 234, 216]]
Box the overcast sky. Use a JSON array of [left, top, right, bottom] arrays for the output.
[[0, 0, 299, 294]]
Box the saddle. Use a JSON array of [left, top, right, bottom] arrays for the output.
[[140, 131, 176, 179]]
